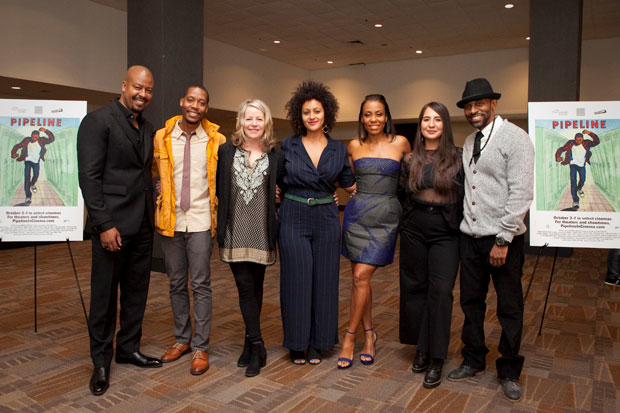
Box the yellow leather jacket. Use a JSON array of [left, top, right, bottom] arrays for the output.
[[152, 115, 226, 237]]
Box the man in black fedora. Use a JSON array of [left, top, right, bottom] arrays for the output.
[[447, 78, 534, 402]]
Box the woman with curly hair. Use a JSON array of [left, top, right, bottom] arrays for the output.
[[216, 99, 284, 377], [398, 101, 463, 389], [338, 94, 410, 369], [279, 80, 356, 365]]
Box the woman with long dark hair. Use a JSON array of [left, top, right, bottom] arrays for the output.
[[398, 101, 463, 388], [338, 94, 410, 369], [216, 99, 284, 377]]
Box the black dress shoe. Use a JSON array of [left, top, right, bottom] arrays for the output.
[[423, 359, 443, 389], [89, 366, 109, 396], [115, 351, 162, 368], [412, 350, 429, 373], [447, 364, 483, 381]]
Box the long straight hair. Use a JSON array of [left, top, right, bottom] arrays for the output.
[[407, 101, 461, 194]]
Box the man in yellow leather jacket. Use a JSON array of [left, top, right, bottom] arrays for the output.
[[152, 85, 225, 375]]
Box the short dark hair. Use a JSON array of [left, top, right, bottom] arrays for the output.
[[357, 94, 396, 143], [31, 130, 40, 136], [285, 80, 339, 136], [183, 84, 209, 104]]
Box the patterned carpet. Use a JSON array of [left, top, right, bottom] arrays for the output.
[[0, 238, 618, 412]]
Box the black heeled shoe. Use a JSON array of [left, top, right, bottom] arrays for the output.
[[423, 358, 444, 389], [237, 335, 251, 367], [290, 349, 306, 365], [307, 346, 322, 365], [412, 350, 429, 373], [245, 341, 267, 377]]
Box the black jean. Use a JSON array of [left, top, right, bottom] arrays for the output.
[[608, 249, 620, 278], [458, 233, 525, 380], [399, 206, 459, 360], [230, 262, 266, 342]]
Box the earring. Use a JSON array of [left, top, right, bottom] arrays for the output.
[[322, 125, 329, 134]]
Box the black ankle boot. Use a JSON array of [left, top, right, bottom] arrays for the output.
[[237, 335, 251, 367], [423, 358, 444, 389], [245, 341, 267, 377], [412, 350, 429, 373]]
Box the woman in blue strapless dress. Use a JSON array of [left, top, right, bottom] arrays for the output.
[[337, 94, 411, 369]]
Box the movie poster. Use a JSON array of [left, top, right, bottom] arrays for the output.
[[0, 99, 86, 241], [528, 101, 620, 248]]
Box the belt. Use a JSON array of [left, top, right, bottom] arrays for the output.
[[284, 193, 334, 206]]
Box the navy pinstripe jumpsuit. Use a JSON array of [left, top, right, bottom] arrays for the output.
[[279, 135, 355, 351]]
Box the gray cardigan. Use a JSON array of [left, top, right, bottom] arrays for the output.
[[460, 116, 535, 242]]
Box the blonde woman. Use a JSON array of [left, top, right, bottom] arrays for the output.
[[216, 99, 284, 377]]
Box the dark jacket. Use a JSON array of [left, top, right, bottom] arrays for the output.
[[216, 141, 285, 249], [555, 131, 600, 165], [11, 129, 55, 162], [77, 100, 155, 235]]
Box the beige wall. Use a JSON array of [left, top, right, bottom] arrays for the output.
[[0, 0, 126, 93], [1, 0, 619, 128], [311, 47, 530, 122], [204, 39, 308, 119]]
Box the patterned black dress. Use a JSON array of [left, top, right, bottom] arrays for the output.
[[342, 157, 401, 266]]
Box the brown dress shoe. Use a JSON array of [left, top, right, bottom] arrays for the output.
[[161, 343, 190, 363], [190, 350, 209, 375]]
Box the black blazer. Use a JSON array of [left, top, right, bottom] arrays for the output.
[[216, 141, 284, 249], [77, 100, 155, 236]]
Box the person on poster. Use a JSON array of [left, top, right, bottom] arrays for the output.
[[153, 85, 226, 376], [447, 78, 534, 402], [77, 65, 161, 397], [11, 127, 55, 205], [554, 130, 600, 210]]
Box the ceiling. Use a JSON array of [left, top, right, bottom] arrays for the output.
[[92, 0, 620, 70]]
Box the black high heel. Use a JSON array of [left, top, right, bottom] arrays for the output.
[[237, 335, 251, 367], [290, 349, 306, 365], [307, 346, 322, 365], [245, 341, 267, 377]]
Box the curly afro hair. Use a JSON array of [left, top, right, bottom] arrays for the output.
[[285, 80, 339, 136]]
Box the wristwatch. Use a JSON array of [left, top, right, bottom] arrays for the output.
[[494, 236, 510, 246]]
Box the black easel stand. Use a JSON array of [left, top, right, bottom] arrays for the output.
[[34, 244, 37, 332], [26, 239, 89, 332], [524, 243, 548, 301], [538, 247, 559, 335], [524, 243, 559, 335], [66, 239, 89, 326]]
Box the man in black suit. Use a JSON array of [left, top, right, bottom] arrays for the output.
[[77, 65, 162, 396]]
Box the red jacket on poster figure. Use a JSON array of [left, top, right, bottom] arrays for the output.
[[554, 129, 600, 165], [11, 127, 55, 162]]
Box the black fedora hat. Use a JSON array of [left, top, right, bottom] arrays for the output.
[[456, 78, 501, 108]]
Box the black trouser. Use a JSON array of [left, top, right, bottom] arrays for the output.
[[459, 233, 525, 380], [230, 262, 266, 342], [608, 249, 620, 278], [88, 215, 153, 368], [399, 205, 459, 360]]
